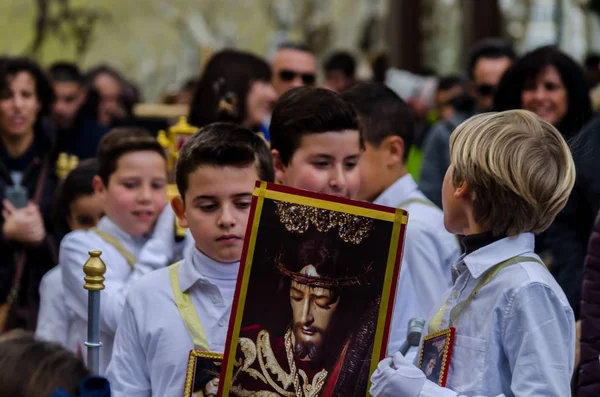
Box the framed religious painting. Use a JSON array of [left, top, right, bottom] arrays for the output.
[[417, 327, 455, 387], [219, 182, 408, 397], [183, 351, 223, 397]]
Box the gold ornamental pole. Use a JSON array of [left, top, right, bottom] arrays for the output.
[[83, 250, 106, 374]]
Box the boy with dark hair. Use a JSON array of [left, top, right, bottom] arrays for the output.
[[341, 82, 459, 358], [324, 50, 357, 92], [270, 86, 362, 199], [106, 122, 274, 397], [60, 127, 188, 374]]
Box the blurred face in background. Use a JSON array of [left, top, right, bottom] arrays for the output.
[[52, 80, 86, 130], [324, 70, 353, 93], [435, 85, 464, 121], [0, 71, 40, 141], [94, 72, 126, 126], [472, 57, 513, 112], [272, 49, 317, 98], [245, 80, 276, 128], [521, 65, 568, 127]]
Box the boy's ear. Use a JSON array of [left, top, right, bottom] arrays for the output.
[[381, 136, 405, 167], [454, 181, 472, 200], [92, 175, 106, 196], [171, 196, 189, 228], [271, 149, 287, 184]]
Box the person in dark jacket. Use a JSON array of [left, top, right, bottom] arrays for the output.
[[579, 209, 600, 397], [0, 57, 59, 332], [493, 46, 593, 319]]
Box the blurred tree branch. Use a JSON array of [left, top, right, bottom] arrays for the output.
[[28, 0, 111, 60]]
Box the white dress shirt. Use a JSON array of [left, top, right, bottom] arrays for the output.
[[370, 233, 575, 397], [375, 174, 459, 357], [35, 267, 73, 348], [105, 246, 239, 397], [60, 208, 186, 375]]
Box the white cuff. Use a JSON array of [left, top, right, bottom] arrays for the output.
[[419, 380, 458, 397]]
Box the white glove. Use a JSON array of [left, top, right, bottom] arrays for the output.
[[137, 206, 177, 269], [150, 204, 177, 246], [370, 352, 426, 397]]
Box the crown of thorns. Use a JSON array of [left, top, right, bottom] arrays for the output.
[[275, 261, 373, 289], [274, 201, 374, 244]]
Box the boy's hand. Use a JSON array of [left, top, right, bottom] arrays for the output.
[[370, 352, 426, 397], [2, 200, 46, 245]]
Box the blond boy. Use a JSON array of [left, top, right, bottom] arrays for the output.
[[370, 110, 576, 396]]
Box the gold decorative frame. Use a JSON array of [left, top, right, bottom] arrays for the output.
[[183, 350, 223, 397], [417, 327, 455, 387], [219, 181, 408, 396]]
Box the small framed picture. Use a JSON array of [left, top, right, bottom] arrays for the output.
[[183, 350, 222, 397], [418, 327, 455, 387]]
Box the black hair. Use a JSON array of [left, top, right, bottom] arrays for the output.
[[270, 87, 361, 165], [175, 122, 274, 199], [188, 50, 271, 129], [53, 159, 99, 239], [371, 53, 389, 83], [0, 57, 55, 121], [49, 62, 83, 85], [584, 53, 600, 69], [324, 51, 357, 78], [467, 38, 516, 79], [277, 42, 314, 54], [493, 45, 592, 139], [84, 64, 123, 89], [437, 75, 466, 92], [340, 82, 414, 160]]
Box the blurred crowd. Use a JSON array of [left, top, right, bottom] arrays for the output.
[[2, 38, 600, 396]]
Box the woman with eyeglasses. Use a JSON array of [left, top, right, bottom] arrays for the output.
[[493, 46, 591, 140], [188, 50, 276, 134]]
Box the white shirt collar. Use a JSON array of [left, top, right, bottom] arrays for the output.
[[461, 233, 535, 279], [374, 174, 418, 207], [179, 247, 240, 292]]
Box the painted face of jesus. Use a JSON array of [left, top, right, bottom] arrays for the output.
[[289, 265, 340, 361]]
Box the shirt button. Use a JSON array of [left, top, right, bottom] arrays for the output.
[[211, 296, 219, 304]]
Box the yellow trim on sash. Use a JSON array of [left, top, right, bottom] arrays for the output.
[[399, 197, 439, 210], [169, 262, 209, 351], [428, 255, 544, 333], [91, 227, 136, 268]]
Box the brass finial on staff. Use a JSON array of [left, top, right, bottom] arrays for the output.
[[83, 250, 106, 374]]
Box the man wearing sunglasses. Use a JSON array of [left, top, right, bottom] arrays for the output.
[[468, 39, 516, 112], [272, 43, 317, 99], [420, 39, 515, 207]]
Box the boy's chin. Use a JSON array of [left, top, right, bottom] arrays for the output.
[[128, 220, 158, 237], [202, 247, 242, 264]]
